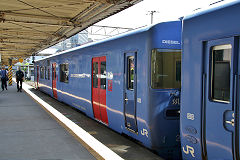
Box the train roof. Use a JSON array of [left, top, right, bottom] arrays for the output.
[[35, 20, 179, 62], [184, 0, 239, 21]]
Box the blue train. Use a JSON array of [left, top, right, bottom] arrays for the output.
[[34, 21, 182, 159], [181, 0, 240, 159], [34, 1, 240, 159]]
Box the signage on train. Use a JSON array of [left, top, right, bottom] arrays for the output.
[[162, 40, 180, 45]]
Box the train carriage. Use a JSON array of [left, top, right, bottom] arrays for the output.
[[34, 21, 182, 159], [181, 0, 240, 159]]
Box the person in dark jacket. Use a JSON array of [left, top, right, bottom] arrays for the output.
[[1, 66, 8, 91], [16, 67, 24, 92]]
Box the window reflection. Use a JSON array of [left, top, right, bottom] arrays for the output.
[[48, 68, 50, 80], [93, 62, 98, 88], [128, 56, 134, 90], [52, 65, 57, 80], [100, 62, 106, 89], [151, 49, 181, 89], [211, 44, 231, 102], [45, 66, 47, 79], [40, 66, 44, 79], [60, 64, 69, 83]]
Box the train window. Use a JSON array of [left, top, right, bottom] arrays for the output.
[[47, 60, 50, 66], [151, 49, 181, 89], [60, 64, 69, 83], [100, 62, 106, 89], [93, 62, 98, 88], [40, 66, 44, 79], [176, 61, 181, 82], [211, 44, 231, 102], [47, 60, 50, 80], [45, 66, 47, 79], [127, 56, 135, 90], [48, 67, 50, 80]]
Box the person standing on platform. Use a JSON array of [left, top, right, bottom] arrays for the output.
[[16, 67, 24, 92], [1, 66, 8, 91]]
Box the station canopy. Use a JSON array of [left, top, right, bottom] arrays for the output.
[[0, 0, 141, 65]]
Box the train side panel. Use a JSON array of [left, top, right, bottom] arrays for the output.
[[58, 53, 93, 117], [148, 22, 182, 158], [34, 21, 182, 159], [181, 1, 240, 159]]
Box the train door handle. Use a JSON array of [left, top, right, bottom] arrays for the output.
[[225, 119, 235, 127], [125, 93, 128, 102]]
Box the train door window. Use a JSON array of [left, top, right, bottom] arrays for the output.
[[93, 62, 98, 88], [54, 66, 57, 80], [211, 44, 231, 102], [127, 56, 134, 90], [60, 64, 69, 83], [40, 66, 44, 79], [52, 65, 56, 80], [151, 49, 181, 89], [100, 61, 106, 89]]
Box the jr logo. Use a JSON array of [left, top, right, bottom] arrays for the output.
[[182, 145, 195, 157], [141, 128, 148, 138]]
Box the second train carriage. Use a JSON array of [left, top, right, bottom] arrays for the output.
[[34, 21, 182, 159], [181, 0, 240, 159]]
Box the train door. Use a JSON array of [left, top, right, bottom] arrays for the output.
[[36, 65, 39, 89], [124, 52, 137, 132], [203, 37, 239, 159], [92, 56, 108, 125], [52, 63, 58, 99]]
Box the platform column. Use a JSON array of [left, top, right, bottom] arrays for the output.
[[8, 59, 13, 86]]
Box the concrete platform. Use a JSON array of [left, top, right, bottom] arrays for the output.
[[24, 82, 164, 160], [0, 83, 95, 160], [0, 80, 164, 160]]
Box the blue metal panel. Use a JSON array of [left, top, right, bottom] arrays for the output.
[[105, 51, 124, 133], [147, 21, 182, 159], [181, 1, 240, 159], [204, 38, 235, 159], [151, 21, 182, 50]]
